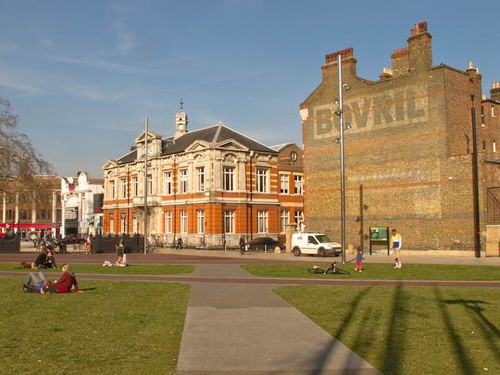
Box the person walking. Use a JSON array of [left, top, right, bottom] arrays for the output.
[[354, 250, 365, 272], [390, 229, 402, 269], [239, 235, 246, 255]]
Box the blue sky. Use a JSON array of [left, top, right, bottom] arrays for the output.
[[1, 0, 498, 177]]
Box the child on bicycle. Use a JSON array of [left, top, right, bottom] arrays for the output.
[[354, 250, 365, 272]]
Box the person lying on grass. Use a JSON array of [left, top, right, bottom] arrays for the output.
[[41, 264, 80, 294], [22, 271, 49, 293]]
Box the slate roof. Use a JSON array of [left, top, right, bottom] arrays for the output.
[[112, 123, 277, 166], [162, 124, 277, 155], [117, 149, 137, 164]]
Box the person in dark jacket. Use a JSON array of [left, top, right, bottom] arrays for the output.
[[34, 250, 48, 269], [239, 236, 246, 255]]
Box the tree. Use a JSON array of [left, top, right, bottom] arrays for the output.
[[0, 97, 54, 200]]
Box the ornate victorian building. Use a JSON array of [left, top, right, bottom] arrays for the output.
[[102, 107, 303, 248]]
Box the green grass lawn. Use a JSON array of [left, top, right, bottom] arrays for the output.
[[275, 285, 500, 375], [0, 263, 193, 275], [242, 263, 500, 281], [0, 277, 190, 375]]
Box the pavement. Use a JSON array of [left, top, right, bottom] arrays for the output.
[[176, 264, 382, 375]]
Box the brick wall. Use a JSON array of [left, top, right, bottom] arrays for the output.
[[300, 23, 495, 251]]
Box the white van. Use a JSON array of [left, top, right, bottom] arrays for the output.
[[291, 232, 342, 257]]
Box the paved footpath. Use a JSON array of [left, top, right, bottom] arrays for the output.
[[176, 264, 382, 375]]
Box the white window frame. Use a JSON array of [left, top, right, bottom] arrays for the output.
[[110, 180, 115, 199], [109, 215, 114, 234], [121, 214, 127, 233], [294, 175, 303, 195], [132, 176, 138, 197], [492, 106, 496, 118], [256, 169, 268, 193], [280, 210, 289, 233], [165, 211, 172, 233], [295, 210, 304, 225], [164, 171, 172, 195], [224, 210, 234, 234], [180, 210, 188, 234], [147, 174, 153, 195], [223, 166, 234, 191], [280, 174, 289, 194], [132, 214, 138, 234], [257, 210, 268, 233], [120, 178, 127, 199], [196, 167, 205, 192], [197, 210, 205, 234], [180, 169, 188, 193]]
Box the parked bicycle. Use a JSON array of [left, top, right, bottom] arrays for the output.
[[198, 236, 207, 249], [307, 262, 350, 275]]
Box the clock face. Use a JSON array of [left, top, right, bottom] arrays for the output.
[[290, 151, 298, 162], [146, 146, 154, 156]]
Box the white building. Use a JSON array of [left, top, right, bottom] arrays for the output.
[[61, 172, 104, 238]]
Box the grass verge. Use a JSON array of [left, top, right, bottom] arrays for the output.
[[242, 263, 500, 280], [0, 277, 190, 375], [275, 285, 500, 375], [0, 263, 193, 275]]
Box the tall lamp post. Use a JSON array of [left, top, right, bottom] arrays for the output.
[[143, 117, 148, 255], [337, 54, 349, 265], [470, 95, 481, 258]]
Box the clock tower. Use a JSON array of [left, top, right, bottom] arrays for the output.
[[174, 99, 188, 140]]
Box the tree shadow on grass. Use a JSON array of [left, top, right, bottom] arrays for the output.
[[380, 285, 407, 375], [443, 297, 499, 361], [443, 298, 499, 338], [434, 288, 476, 375], [310, 287, 373, 375]]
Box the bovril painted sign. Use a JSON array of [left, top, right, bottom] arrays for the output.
[[302, 86, 433, 139]]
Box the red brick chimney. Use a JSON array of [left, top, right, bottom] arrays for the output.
[[407, 21, 432, 73], [322, 47, 357, 79]]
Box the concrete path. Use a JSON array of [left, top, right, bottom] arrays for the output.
[[176, 264, 382, 375]]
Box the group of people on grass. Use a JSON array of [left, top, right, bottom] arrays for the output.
[[20, 248, 58, 270], [102, 254, 128, 267], [23, 263, 79, 294]]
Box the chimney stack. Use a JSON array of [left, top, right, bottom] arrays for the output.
[[407, 21, 432, 73], [322, 47, 357, 79], [491, 82, 500, 102]]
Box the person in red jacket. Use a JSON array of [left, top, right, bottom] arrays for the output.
[[42, 264, 79, 294]]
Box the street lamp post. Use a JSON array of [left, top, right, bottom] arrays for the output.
[[337, 54, 347, 265], [143, 117, 148, 255]]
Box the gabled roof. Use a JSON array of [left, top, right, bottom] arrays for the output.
[[269, 143, 294, 152], [117, 150, 137, 164], [162, 123, 277, 155]]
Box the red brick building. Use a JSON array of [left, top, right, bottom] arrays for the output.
[[102, 108, 303, 248]]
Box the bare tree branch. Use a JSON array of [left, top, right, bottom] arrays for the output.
[[0, 97, 55, 196]]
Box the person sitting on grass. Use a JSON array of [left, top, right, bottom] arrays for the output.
[[42, 264, 79, 294], [22, 271, 48, 293], [45, 250, 57, 269], [114, 254, 128, 267], [33, 249, 48, 269]]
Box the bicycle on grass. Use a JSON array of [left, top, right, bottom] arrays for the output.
[[307, 262, 350, 275]]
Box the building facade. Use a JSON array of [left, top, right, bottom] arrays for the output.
[[102, 108, 304, 248], [61, 172, 104, 238], [300, 22, 499, 252], [482, 83, 500, 225], [1, 176, 62, 237]]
